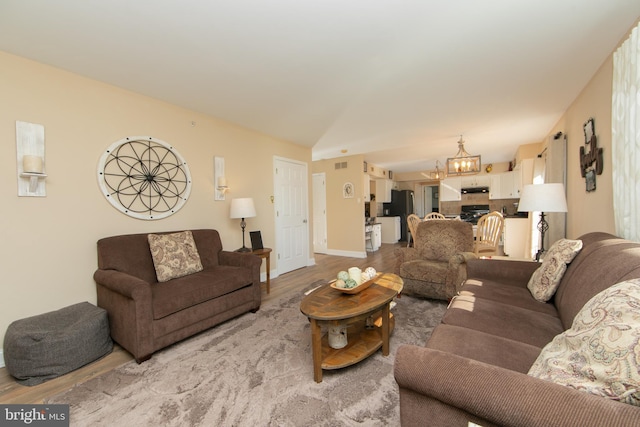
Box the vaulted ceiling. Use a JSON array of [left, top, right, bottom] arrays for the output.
[[2, 1, 639, 172]]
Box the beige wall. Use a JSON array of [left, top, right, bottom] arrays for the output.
[[0, 51, 312, 349], [312, 155, 366, 255], [545, 47, 617, 238]]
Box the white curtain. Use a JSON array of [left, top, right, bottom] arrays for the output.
[[612, 21, 640, 242]]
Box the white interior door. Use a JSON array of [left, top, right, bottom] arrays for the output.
[[274, 157, 309, 274], [312, 173, 327, 254]]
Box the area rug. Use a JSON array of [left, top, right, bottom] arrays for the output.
[[46, 281, 447, 426]]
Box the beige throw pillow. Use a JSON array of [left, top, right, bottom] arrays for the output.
[[528, 279, 640, 406], [148, 231, 203, 282], [527, 239, 582, 302]]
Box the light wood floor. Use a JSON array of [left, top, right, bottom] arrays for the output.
[[0, 243, 403, 404]]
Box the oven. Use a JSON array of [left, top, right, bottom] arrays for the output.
[[459, 204, 490, 225]]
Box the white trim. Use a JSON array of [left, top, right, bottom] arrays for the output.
[[326, 249, 367, 258]]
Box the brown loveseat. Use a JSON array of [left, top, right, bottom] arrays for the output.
[[394, 220, 475, 301], [94, 229, 261, 362], [394, 232, 640, 426]]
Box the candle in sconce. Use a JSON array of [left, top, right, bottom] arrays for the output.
[[218, 176, 227, 187], [23, 155, 43, 173]]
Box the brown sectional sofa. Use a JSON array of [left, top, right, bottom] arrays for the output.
[[94, 229, 262, 362], [394, 232, 640, 426]]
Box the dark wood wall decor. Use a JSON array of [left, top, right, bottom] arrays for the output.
[[579, 118, 603, 192]]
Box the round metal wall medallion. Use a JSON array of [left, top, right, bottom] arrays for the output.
[[97, 136, 192, 220]]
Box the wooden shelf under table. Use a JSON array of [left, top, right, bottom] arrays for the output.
[[320, 313, 395, 370]]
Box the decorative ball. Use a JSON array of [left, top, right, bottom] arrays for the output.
[[361, 271, 371, 281], [337, 271, 349, 281], [364, 267, 377, 278], [344, 278, 357, 289], [335, 279, 346, 288]]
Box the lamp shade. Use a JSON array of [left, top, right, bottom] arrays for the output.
[[518, 183, 568, 213], [230, 198, 256, 219]]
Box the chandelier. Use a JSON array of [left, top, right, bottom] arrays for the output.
[[446, 136, 481, 175], [429, 160, 445, 180]]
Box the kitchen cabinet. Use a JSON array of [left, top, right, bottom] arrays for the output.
[[363, 175, 371, 202], [376, 179, 393, 203], [490, 158, 534, 199], [461, 175, 489, 188], [378, 216, 401, 243], [489, 172, 518, 199], [503, 217, 531, 259], [489, 174, 501, 199], [440, 177, 461, 201], [516, 158, 534, 196], [502, 172, 519, 198]]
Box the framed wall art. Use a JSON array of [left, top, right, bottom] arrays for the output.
[[343, 182, 354, 198]]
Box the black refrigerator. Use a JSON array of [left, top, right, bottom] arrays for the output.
[[384, 190, 414, 242]]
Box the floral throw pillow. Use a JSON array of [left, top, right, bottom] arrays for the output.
[[528, 279, 640, 406], [148, 231, 203, 282], [527, 239, 583, 302]]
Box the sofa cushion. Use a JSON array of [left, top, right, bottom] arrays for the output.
[[528, 279, 640, 406], [415, 220, 474, 261], [427, 324, 542, 373], [443, 295, 564, 347], [152, 266, 253, 319], [148, 231, 203, 282], [554, 234, 640, 329], [459, 278, 558, 316], [527, 239, 583, 302]]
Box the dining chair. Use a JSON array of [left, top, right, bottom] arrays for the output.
[[474, 211, 504, 257], [424, 212, 446, 220], [406, 214, 423, 247]]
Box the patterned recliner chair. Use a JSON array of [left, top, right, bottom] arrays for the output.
[[394, 220, 476, 300]]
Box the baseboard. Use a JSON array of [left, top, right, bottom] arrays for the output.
[[0, 349, 4, 368], [325, 249, 367, 258]]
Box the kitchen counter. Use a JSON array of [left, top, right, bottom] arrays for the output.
[[503, 212, 529, 218], [377, 216, 401, 244]]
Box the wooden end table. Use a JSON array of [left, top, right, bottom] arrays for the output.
[[252, 248, 272, 293], [299, 273, 402, 382]]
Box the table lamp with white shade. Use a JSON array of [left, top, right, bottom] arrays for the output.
[[518, 183, 568, 261], [230, 197, 256, 252]]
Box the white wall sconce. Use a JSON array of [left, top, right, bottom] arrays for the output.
[[16, 121, 47, 197], [214, 156, 228, 201]]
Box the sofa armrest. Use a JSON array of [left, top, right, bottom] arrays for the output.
[[93, 269, 154, 361], [93, 269, 152, 299], [219, 250, 262, 270], [394, 345, 640, 427], [218, 251, 262, 307], [466, 258, 540, 287], [449, 251, 477, 266], [447, 252, 477, 293]]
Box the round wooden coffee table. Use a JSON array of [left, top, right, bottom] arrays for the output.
[[300, 273, 402, 382]]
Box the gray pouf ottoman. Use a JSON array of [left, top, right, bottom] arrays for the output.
[[3, 302, 113, 386]]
